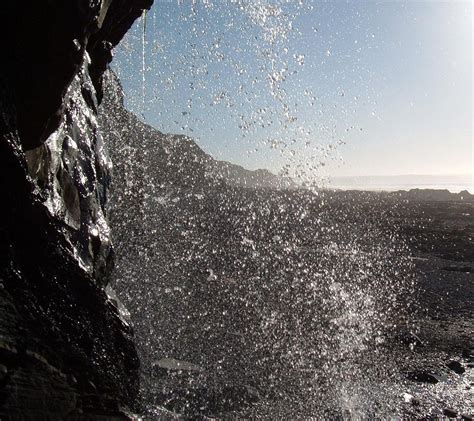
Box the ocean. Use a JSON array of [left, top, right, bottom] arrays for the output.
[[326, 174, 473, 193]]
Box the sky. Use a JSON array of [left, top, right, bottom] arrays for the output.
[[113, 0, 472, 181]]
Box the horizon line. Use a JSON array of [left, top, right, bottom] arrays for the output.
[[326, 173, 473, 179]]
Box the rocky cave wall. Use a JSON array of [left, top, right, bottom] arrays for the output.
[[0, 0, 152, 418]]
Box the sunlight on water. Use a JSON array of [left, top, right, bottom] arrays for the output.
[[114, 0, 376, 184], [102, 1, 428, 418]]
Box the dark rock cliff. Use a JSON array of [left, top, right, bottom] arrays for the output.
[[0, 0, 152, 418]]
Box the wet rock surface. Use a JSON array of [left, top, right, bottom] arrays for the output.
[[0, 0, 153, 418], [406, 370, 442, 384], [147, 358, 259, 417], [154, 384, 259, 417], [0, 0, 153, 151], [447, 360, 466, 375]]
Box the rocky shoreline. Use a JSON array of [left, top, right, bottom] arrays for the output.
[[0, 1, 471, 419]]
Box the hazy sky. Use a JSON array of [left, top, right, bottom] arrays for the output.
[[114, 0, 472, 179]]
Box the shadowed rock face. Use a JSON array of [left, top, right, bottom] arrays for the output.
[[0, 0, 153, 151], [0, 0, 152, 417]]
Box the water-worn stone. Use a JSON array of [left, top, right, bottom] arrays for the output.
[[446, 360, 465, 375], [406, 370, 440, 384], [443, 408, 457, 418], [152, 358, 204, 379], [402, 393, 420, 406], [0, 0, 153, 418]]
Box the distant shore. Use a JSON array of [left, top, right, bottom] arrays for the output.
[[324, 174, 473, 194], [298, 186, 474, 203], [326, 185, 473, 194], [322, 187, 474, 202]]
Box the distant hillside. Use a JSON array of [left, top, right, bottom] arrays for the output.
[[99, 71, 295, 192]]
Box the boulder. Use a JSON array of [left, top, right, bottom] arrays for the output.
[[443, 408, 457, 418], [152, 358, 203, 378], [406, 370, 440, 384], [446, 360, 465, 375]]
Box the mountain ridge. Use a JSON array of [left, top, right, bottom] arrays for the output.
[[102, 70, 296, 191]]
